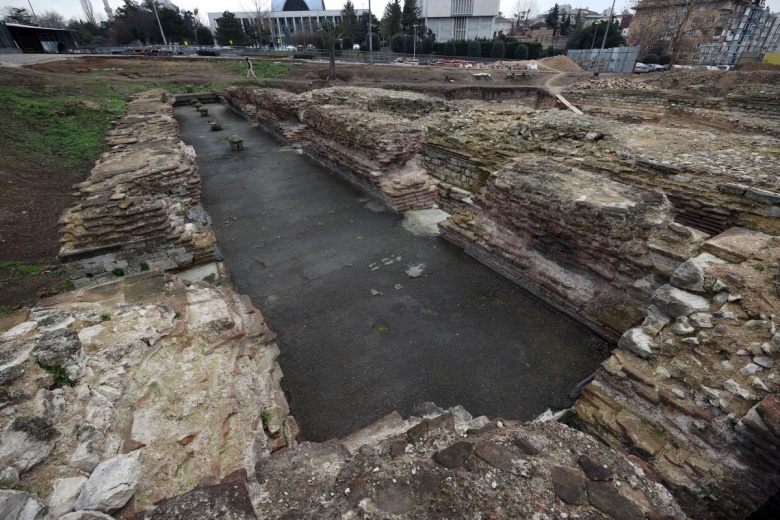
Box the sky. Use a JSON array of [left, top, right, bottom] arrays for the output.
[[4, 0, 780, 25]]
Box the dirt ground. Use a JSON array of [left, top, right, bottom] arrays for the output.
[[1, 55, 779, 315]]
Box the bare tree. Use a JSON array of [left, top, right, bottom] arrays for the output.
[[81, 0, 96, 24], [511, 0, 538, 35], [37, 10, 67, 28], [319, 18, 343, 81], [630, 0, 707, 64], [240, 0, 274, 47]]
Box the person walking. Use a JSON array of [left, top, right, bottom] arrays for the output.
[[245, 57, 256, 79]]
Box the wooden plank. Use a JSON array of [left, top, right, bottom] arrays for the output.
[[556, 94, 583, 115]]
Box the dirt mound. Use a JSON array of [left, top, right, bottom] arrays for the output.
[[538, 55, 583, 72], [735, 61, 780, 72]]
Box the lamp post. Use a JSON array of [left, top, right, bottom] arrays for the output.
[[594, 0, 615, 76], [368, 0, 373, 64], [413, 24, 418, 60]]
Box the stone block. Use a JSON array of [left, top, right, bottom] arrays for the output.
[[704, 227, 773, 263]]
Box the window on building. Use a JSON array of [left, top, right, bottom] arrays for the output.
[[697, 5, 705, 11], [706, 16, 715, 23], [453, 17, 467, 40], [688, 29, 696, 36], [679, 54, 688, 61], [693, 54, 701, 60], [639, 21, 646, 27], [452, 0, 474, 16], [692, 18, 699, 26]]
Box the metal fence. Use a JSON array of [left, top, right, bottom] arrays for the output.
[[567, 46, 639, 74]]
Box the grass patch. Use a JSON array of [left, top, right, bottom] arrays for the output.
[[35, 357, 77, 387], [261, 409, 272, 427], [235, 60, 291, 79], [0, 261, 45, 282], [0, 85, 130, 173], [377, 325, 388, 334]]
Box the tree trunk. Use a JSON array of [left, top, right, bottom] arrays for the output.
[[328, 47, 336, 80]]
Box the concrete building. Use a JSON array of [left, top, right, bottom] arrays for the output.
[[208, 5, 365, 47], [419, 0, 500, 41]]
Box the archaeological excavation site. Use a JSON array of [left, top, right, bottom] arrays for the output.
[[1, 58, 780, 519]]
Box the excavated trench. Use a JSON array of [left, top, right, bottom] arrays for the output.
[[175, 102, 610, 442]]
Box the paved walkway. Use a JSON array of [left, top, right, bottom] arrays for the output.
[[176, 102, 606, 441]]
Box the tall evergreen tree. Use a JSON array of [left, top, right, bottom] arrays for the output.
[[401, 0, 421, 33], [380, 0, 402, 40], [214, 11, 252, 46], [544, 4, 560, 35], [339, 1, 360, 40]]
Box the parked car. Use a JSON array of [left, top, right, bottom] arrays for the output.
[[648, 64, 668, 72], [633, 62, 651, 73]]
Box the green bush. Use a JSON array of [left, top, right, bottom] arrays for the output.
[[443, 41, 456, 56], [490, 41, 505, 59], [342, 37, 353, 50], [515, 44, 528, 60], [467, 41, 481, 57], [420, 36, 434, 54], [390, 33, 405, 53], [658, 55, 671, 65]]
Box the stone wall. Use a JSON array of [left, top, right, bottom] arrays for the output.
[[439, 157, 679, 339], [574, 227, 780, 518], [59, 89, 217, 287], [223, 86, 441, 212]]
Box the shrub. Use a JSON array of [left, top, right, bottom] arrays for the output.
[[420, 36, 434, 54], [643, 53, 659, 64], [443, 41, 456, 56], [467, 40, 481, 57], [490, 41, 505, 59], [390, 33, 405, 53], [515, 44, 528, 60], [658, 54, 671, 65], [342, 37, 353, 50]]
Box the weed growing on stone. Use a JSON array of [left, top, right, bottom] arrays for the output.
[[100, 313, 110, 321], [38, 316, 56, 327], [35, 357, 77, 387], [377, 325, 388, 334], [261, 409, 272, 427], [112, 268, 125, 277], [140, 262, 150, 271]]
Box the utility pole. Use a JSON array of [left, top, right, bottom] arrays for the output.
[[594, 0, 615, 76], [151, 0, 168, 46], [368, 0, 373, 64], [413, 23, 417, 60]]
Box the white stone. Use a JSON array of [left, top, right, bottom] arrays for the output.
[[59, 512, 114, 520], [0, 321, 37, 340], [69, 442, 100, 473], [618, 328, 656, 358], [671, 317, 695, 336], [94, 385, 122, 403], [651, 285, 710, 318], [45, 476, 87, 520], [0, 490, 46, 520], [689, 313, 713, 328], [0, 417, 59, 472], [740, 363, 761, 376], [753, 356, 774, 369], [74, 450, 142, 513], [723, 379, 756, 400], [753, 378, 769, 392]]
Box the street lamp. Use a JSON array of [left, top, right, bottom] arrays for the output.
[[368, 0, 373, 64], [413, 24, 418, 60]]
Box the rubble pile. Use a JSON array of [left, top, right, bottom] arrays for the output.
[[58, 90, 217, 287], [571, 77, 657, 91]]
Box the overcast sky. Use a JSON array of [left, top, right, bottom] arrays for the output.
[[5, 0, 780, 25]]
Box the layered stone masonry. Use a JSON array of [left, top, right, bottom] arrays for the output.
[[565, 86, 780, 137], [440, 156, 677, 340], [59, 89, 217, 287], [575, 227, 780, 518], [223, 86, 440, 212]]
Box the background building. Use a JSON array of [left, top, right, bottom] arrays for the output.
[[419, 0, 500, 41]]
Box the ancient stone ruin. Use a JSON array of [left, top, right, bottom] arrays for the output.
[[2, 74, 780, 518]]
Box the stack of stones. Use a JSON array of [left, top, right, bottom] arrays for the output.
[[576, 227, 780, 517], [59, 89, 216, 287]]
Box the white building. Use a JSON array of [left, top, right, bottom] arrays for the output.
[[208, 7, 365, 46], [271, 0, 325, 11], [420, 0, 500, 41]]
